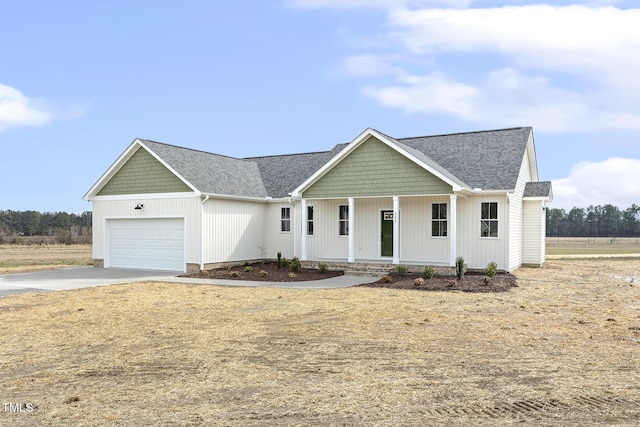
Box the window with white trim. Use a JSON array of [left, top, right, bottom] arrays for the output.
[[339, 205, 349, 236], [481, 202, 498, 237], [307, 205, 314, 236], [431, 203, 447, 237], [281, 207, 291, 233]]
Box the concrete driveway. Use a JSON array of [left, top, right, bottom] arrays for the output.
[[0, 267, 178, 297], [0, 267, 380, 297]]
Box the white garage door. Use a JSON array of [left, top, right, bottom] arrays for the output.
[[107, 218, 185, 271]]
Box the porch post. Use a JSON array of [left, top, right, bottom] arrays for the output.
[[449, 194, 457, 267], [301, 198, 307, 261], [393, 196, 400, 265], [348, 197, 355, 263]]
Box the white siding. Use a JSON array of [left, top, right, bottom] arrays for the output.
[[202, 198, 268, 263], [264, 202, 297, 259], [523, 201, 545, 266], [92, 195, 201, 267], [457, 196, 509, 270]]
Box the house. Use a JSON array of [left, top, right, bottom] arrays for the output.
[[83, 127, 552, 273]]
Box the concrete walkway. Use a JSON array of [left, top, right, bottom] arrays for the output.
[[0, 266, 381, 297]]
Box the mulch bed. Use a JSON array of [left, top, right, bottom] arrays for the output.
[[182, 261, 518, 292], [360, 272, 518, 293], [180, 261, 344, 282]]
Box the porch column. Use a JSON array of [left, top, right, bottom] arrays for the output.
[[301, 198, 307, 261], [393, 196, 400, 265], [449, 194, 457, 267], [348, 197, 355, 263]]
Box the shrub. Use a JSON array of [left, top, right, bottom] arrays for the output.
[[382, 275, 392, 283], [456, 256, 465, 281], [396, 265, 407, 277], [244, 266, 253, 272], [229, 271, 239, 277], [318, 262, 328, 274], [201, 270, 209, 276], [484, 261, 498, 278], [423, 265, 434, 279], [243, 261, 251, 267], [288, 272, 297, 279], [414, 277, 425, 287], [259, 270, 268, 277], [290, 257, 301, 272], [277, 252, 283, 270]]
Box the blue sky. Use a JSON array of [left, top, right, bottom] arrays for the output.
[[1, 0, 638, 214]]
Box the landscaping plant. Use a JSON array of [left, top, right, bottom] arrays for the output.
[[456, 256, 465, 280]]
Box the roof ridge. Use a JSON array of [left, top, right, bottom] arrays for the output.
[[139, 138, 252, 163], [244, 143, 347, 160], [396, 126, 529, 141]]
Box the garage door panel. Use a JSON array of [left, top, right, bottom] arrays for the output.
[[108, 218, 184, 271]]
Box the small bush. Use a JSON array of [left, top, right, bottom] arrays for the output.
[[290, 257, 301, 272], [243, 261, 251, 267], [382, 275, 392, 283], [259, 270, 268, 277], [414, 277, 425, 287], [423, 265, 434, 279], [484, 261, 498, 278], [396, 265, 407, 277], [288, 272, 297, 279], [201, 270, 209, 276], [277, 252, 283, 270], [456, 256, 465, 281], [244, 266, 253, 272], [318, 262, 328, 274], [229, 271, 239, 277]]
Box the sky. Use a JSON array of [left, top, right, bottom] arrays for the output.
[[1, 0, 639, 214]]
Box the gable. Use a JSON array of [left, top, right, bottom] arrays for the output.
[[302, 136, 453, 199], [97, 147, 192, 196]]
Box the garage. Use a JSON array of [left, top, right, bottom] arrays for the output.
[[106, 218, 185, 272]]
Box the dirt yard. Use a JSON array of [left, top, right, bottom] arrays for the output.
[[1, 258, 640, 426]]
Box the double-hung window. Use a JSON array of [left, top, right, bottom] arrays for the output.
[[306, 205, 314, 236], [431, 203, 447, 237], [281, 207, 291, 233], [480, 202, 498, 237], [338, 205, 349, 236]]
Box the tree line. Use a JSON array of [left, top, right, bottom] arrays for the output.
[[0, 210, 92, 244], [546, 204, 640, 237]]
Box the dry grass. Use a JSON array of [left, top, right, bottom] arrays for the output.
[[0, 244, 92, 273], [547, 237, 640, 256], [1, 259, 640, 425]]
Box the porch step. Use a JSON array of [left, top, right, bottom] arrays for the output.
[[345, 270, 390, 277]]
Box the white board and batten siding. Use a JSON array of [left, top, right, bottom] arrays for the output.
[[202, 198, 268, 264], [522, 200, 546, 266]]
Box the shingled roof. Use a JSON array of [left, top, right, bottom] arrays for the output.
[[134, 127, 538, 199]]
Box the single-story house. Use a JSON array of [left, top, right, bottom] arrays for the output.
[[83, 127, 552, 273]]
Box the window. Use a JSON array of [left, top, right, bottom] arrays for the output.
[[431, 203, 447, 237], [307, 205, 314, 236], [339, 205, 349, 236], [281, 207, 291, 232], [481, 202, 498, 237]]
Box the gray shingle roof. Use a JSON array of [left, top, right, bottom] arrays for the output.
[[246, 144, 346, 198], [397, 127, 532, 190], [524, 181, 552, 198], [140, 140, 269, 198], [138, 127, 537, 198]]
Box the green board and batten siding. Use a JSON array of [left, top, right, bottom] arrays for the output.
[[302, 136, 453, 199], [97, 148, 192, 195]]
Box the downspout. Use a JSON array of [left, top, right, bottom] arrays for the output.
[[200, 195, 210, 272]]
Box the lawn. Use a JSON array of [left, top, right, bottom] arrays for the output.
[[0, 244, 92, 274], [1, 258, 639, 426]]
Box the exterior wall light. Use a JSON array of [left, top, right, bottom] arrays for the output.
[[134, 203, 144, 210]]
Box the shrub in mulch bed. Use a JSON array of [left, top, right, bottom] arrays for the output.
[[360, 272, 518, 293]]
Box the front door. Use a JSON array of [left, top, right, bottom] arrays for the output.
[[381, 211, 394, 257]]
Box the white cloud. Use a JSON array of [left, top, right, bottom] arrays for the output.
[[0, 84, 53, 132], [329, 4, 640, 132], [552, 158, 640, 210]]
